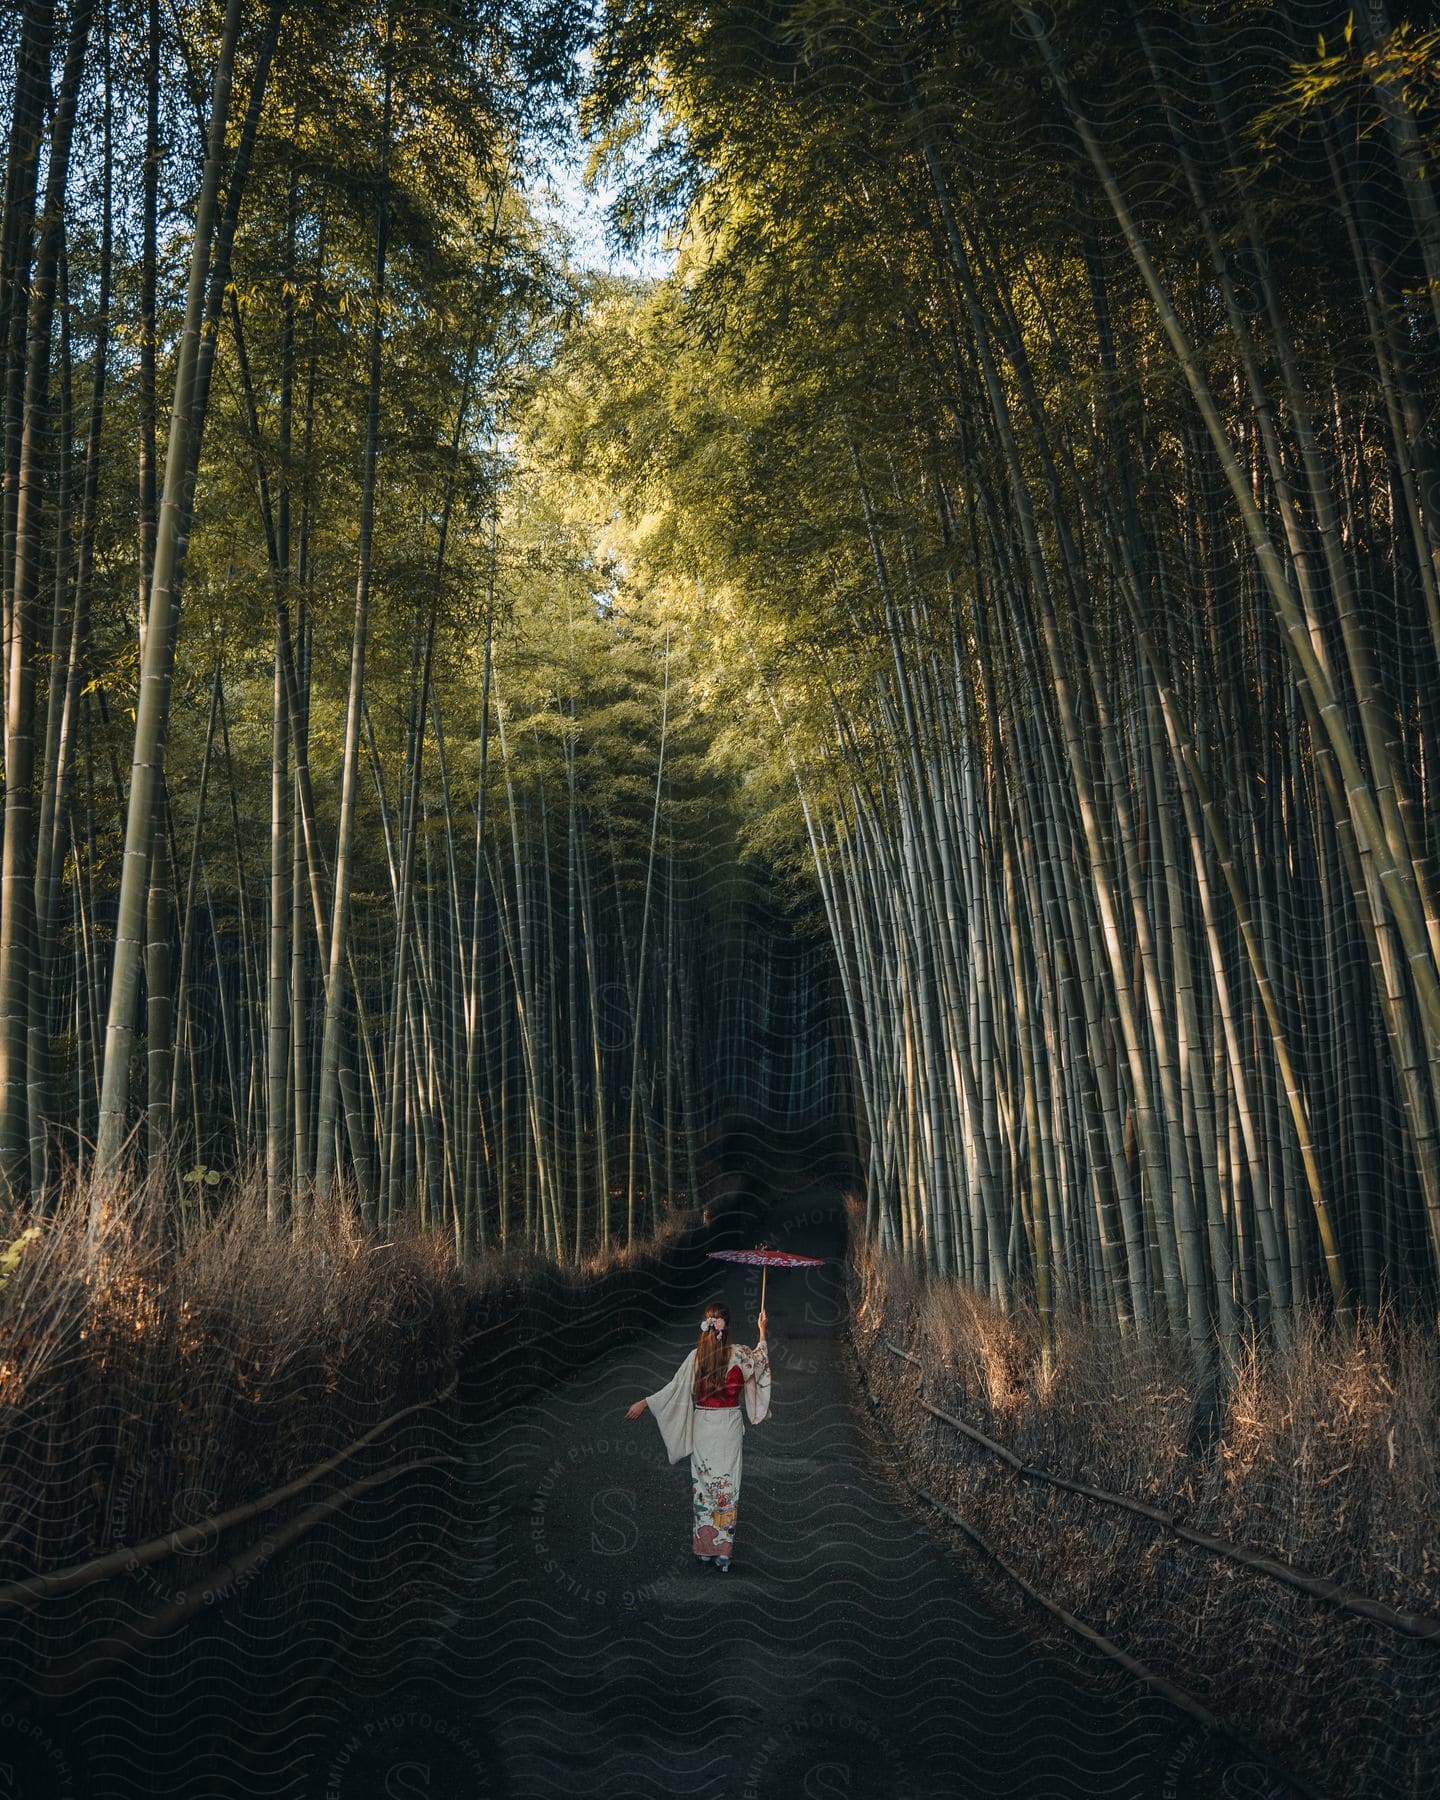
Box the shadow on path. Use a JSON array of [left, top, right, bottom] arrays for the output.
[[317, 1175, 1288, 1800]]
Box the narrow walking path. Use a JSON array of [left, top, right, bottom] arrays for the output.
[[333, 1177, 1280, 1800]]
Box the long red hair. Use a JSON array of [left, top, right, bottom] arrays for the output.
[[692, 1301, 732, 1400]]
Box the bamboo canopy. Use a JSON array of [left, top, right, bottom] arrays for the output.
[[0, 0, 1436, 1362]]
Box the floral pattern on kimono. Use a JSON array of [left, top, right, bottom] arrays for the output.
[[692, 1455, 738, 1556]]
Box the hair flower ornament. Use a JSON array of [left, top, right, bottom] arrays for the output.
[[701, 1316, 726, 1334]]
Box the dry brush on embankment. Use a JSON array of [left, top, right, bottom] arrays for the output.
[[847, 1235, 1440, 1800]]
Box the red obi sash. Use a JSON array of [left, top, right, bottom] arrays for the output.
[[694, 1362, 744, 1409]]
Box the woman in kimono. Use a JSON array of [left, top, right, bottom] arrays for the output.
[[624, 1300, 770, 1572]]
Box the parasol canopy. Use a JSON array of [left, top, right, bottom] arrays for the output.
[[706, 1244, 828, 1312], [706, 1248, 827, 1269]]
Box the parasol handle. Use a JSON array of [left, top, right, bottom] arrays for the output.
[[761, 1265, 767, 1320]]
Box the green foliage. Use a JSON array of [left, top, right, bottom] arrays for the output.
[[0, 1227, 42, 1290]]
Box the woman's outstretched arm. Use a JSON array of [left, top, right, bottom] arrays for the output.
[[630, 1350, 699, 1463]]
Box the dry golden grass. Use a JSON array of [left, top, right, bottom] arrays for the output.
[[0, 1173, 460, 1591], [849, 1238, 1440, 1798]]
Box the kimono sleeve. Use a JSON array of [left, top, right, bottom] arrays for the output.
[[645, 1350, 697, 1464], [736, 1339, 772, 1426]]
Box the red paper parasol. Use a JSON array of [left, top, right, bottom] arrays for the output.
[[706, 1243, 827, 1313]]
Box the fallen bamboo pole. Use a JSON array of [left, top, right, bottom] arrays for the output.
[[845, 1321, 1323, 1800], [872, 1329, 1440, 1644], [27, 1453, 462, 1700], [0, 1374, 458, 1609]]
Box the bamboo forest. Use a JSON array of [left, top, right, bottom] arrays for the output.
[[2, 3, 1438, 1798]]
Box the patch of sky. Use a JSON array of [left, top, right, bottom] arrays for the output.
[[528, 51, 676, 283]]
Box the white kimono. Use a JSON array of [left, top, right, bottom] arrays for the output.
[[645, 1340, 771, 1559]]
